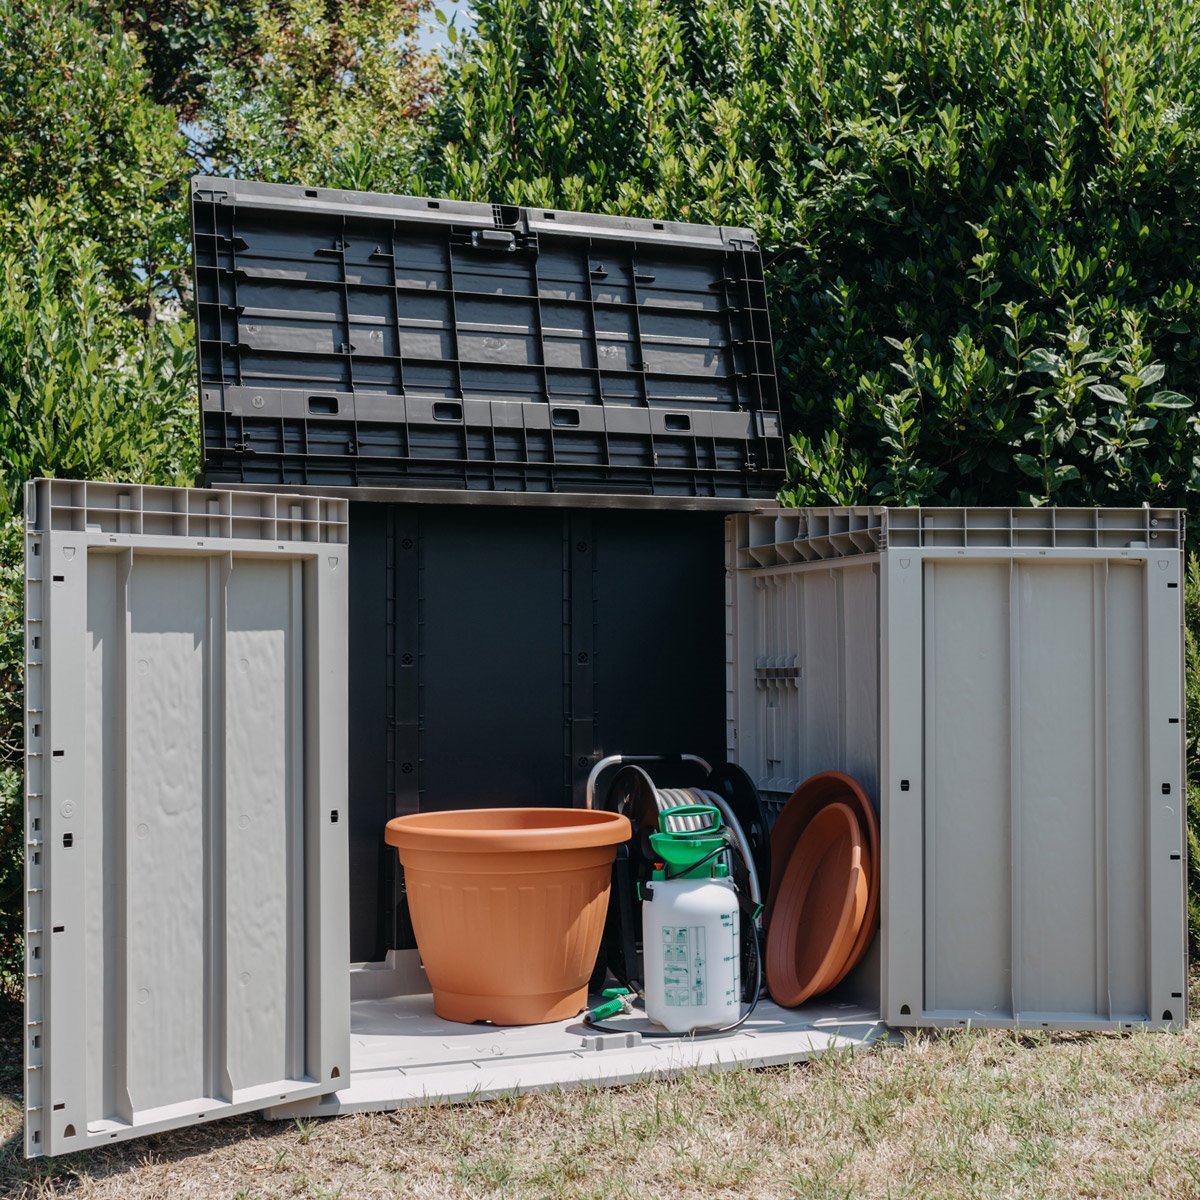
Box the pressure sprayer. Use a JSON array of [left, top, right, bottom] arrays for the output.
[[585, 804, 762, 1037]]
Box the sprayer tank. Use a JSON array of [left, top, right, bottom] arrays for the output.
[[642, 877, 740, 1032]]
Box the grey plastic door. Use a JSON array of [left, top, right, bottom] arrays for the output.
[[23, 480, 350, 1158], [881, 542, 1187, 1031]]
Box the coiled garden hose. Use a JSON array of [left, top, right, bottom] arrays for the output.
[[657, 787, 762, 910]]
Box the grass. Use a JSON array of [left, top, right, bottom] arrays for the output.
[[0, 978, 1197, 1199]]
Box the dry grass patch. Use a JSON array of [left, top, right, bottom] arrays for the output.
[[0, 978, 1197, 1198]]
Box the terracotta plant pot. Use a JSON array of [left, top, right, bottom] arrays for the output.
[[385, 808, 631, 1025]]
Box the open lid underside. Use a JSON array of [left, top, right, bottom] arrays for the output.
[[192, 177, 786, 499]]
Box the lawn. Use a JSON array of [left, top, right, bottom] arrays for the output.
[[0, 978, 1197, 1200]]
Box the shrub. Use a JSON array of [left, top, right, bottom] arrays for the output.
[[0, 0, 190, 314], [419, 0, 1200, 511], [0, 205, 198, 996], [0, 2, 200, 996], [189, 0, 437, 190]]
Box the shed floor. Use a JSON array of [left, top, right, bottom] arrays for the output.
[[266, 955, 886, 1120]]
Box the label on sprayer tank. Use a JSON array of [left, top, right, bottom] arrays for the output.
[[661, 925, 706, 1006]]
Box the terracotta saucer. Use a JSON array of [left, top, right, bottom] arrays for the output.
[[765, 801, 868, 1008], [767, 771, 880, 976]]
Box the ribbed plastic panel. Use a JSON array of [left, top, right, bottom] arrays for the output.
[[192, 178, 785, 498], [26, 478, 349, 541], [345, 502, 728, 963], [732, 506, 1181, 568], [24, 479, 350, 1158], [881, 505, 1181, 550]]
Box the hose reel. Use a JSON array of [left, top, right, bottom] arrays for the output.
[[588, 756, 770, 1000]]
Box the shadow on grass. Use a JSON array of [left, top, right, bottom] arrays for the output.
[[0, 995, 298, 1198], [0, 1113, 300, 1198]]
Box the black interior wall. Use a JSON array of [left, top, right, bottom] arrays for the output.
[[346, 501, 728, 962]]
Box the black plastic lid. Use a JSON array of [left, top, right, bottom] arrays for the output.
[[192, 178, 785, 500]]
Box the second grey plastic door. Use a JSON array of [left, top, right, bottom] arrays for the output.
[[882, 539, 1187, 1030], [23, 480, 350, 1158]]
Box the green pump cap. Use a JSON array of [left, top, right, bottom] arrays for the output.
[[648, 804, 729, 880]]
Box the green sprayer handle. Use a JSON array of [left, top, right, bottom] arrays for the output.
[[658, 803, 723, 835]]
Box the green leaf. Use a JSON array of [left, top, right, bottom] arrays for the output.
[[1026, 348, 1062, 374], [1089, 384, 1129, 405], [1147, 390, 1193, 410]]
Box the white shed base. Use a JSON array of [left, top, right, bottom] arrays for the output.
[[266, 954, 886, 1120]]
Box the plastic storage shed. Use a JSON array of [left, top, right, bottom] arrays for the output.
[[24, 482, 1187, 1153], [18, 172, 1187, 1158], [267, 502, 1187, 1124]]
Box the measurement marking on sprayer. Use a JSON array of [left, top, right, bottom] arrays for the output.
[[662, 926, 706, 1006]]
